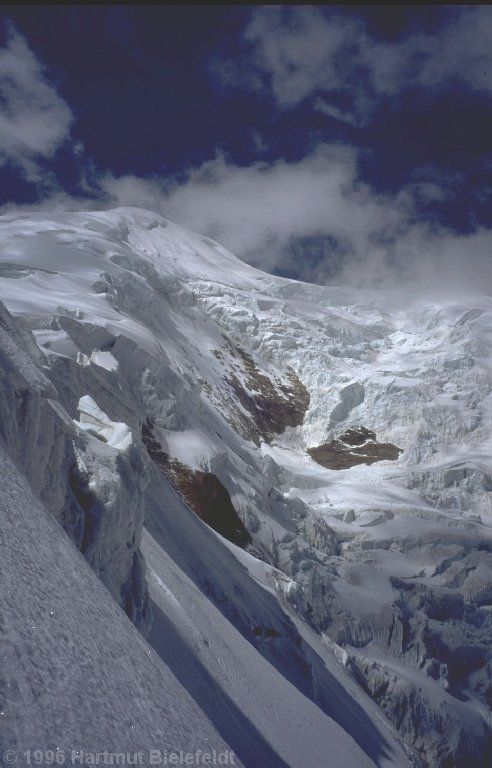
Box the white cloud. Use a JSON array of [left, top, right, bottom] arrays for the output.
[[250, 130, 269, 155], [313, 98, 359, 126], [100, 173, 166, 212], [104, 145, 407, 272], [0, 26, 74, 180], [2, 141, 490, 298], [97, 145, 492, 297], [243, 7, 363, 109], [225, 6, 492, 124], [411, 8, 492, 94]]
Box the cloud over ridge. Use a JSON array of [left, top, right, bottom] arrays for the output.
[[1, 9, 491, 298]]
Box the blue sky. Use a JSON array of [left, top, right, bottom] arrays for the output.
[[1, 5, 492, 293]]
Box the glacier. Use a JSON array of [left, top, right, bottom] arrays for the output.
[[0, 206, 491, 767]]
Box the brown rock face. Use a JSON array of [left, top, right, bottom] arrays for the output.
[[308, 425, 403, 470], [225, 346, 310, 444], [142, 421, 251, 548]]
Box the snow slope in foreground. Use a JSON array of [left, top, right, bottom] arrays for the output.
[[0, 445, 239, 763]]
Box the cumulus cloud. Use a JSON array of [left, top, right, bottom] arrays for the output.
[[331, 224, 492, 298], [97, 145, 492, 296], [242, 7, 363, 109], [0, 26, 74, 181], [3, 139, 490, 297], [220, 6, 492, 124], [101, 145, 405, 267], [99, 173, 166, 213]]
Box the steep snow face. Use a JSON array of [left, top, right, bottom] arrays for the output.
[[0, 207, 491, 767], [0, 443, 243, 765]]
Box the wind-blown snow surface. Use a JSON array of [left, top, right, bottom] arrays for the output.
[[0, 207, 491, 767]]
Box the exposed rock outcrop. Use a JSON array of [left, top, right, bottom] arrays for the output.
[[308, 425, 403, 469]]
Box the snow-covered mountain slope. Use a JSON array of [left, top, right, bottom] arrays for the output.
[[0, 442, 243, 763], [1, 207, 491, 767]]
